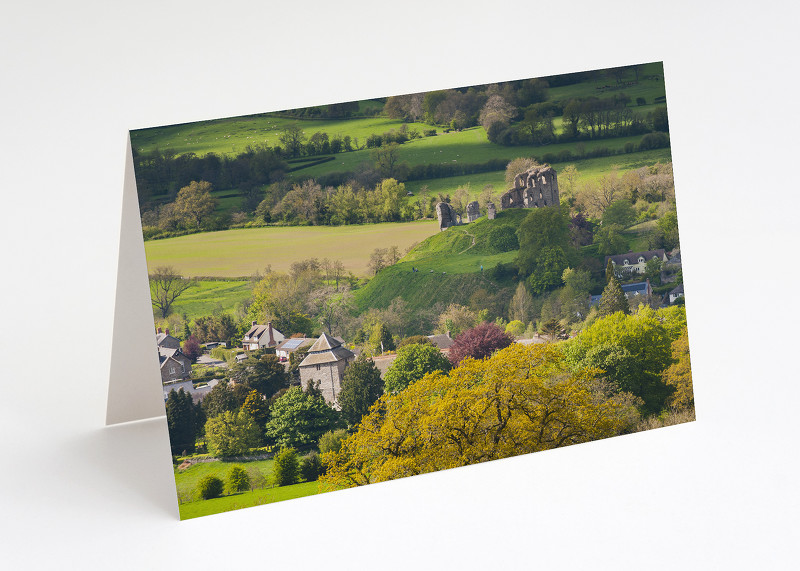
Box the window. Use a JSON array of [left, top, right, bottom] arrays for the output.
[[638, 257, 645, 264], [316, 364, 321, 371]]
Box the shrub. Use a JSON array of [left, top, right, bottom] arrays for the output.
[[638, 132, 670, 151], [636, 97, 646, 106], [227, 465, 251, 493], [397, 335, 432, 348], [300, 452, 324, 481], [273, 447, 300, 486], [318, 428, 349, 455], [197, 475, 224, 500], [423, 129, 437, 137], [505, 320, 526, 337], [487, 225, 519, 253]]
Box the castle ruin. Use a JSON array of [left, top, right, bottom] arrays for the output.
[[499, 165, 559, 210], [466, 201, 480, 222], [436, 201, 458, 231]]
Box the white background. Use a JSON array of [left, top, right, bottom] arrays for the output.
[[2, 1, 799, 568]]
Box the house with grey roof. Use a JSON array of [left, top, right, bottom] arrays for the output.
[[298, 333, 355, 406], [159, 346, 192, 383], [427, 333, 454, 350], [605, 249, 668, 277], [242, 321, 285, 351], [590, 279, 654, 307], [275, 337, 315, 361], [155, 327, 181, 350], [669, 283, 685, 304]]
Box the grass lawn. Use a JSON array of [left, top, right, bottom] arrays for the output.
[[144, 220, 440, 278], [168, 279, 253, 320], [174, 458, 323, 520]]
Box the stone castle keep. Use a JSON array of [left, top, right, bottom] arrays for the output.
[[499, 164, 559, 209], [436, 165, 559, 230]]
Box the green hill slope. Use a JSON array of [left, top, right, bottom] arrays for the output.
[[354, 209, 528, 312]]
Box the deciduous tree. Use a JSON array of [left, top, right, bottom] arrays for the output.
[[264, 387, 342, 449], [229, 354, 289, 399], [320, 344, 640, 488], [448, 322, 513, 366], [205, 410, 261, 457], [149, 266, 193, 318], [384, 343, 451, 394], [173, 180, 216, 228]]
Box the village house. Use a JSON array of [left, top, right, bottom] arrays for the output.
[[155, 327, 181, 350], [163, 378, 220, 404], [669, 283, 685, 304], [605, 249, 668, 277], [590, 279, 655, 306], [159, 346, 192, 383], [275, 337, 315, 362], [242, 321, 285, 351], [298, 333, 355, 406]]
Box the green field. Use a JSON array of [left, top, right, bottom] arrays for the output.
[[174, 458, 322, 520], [145, 220, 440, 277], [131, 113, 434, 158], [169, 279, 253, 319]]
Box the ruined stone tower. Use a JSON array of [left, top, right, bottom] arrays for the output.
[[436, 201, 458, 231], [466, 201, 480, 222], [499, 165, 559, 210]]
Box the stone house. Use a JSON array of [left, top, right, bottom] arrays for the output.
[[242, 321, 285, 351], [155, 327, 181, 350], [298, 333, 355, 406], [605, 249, 668, 277], [159, 347, 192, 383]]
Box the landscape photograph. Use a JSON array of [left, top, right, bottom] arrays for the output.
[[132, 60, 694, 520]]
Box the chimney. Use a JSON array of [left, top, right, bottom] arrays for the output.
[[165, 328, 169, 336], [268, 321, 275, 346], [157, 327, 162, 334], [252, 321, 257, 327]]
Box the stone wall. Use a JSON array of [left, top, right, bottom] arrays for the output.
[[436, 201, 458, 231], [466, 200, 480, 222], [299, 360, 349, 406], [499, 165, 559, 210]]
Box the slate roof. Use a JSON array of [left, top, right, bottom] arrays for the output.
[[156, 332, 180, 347], [670, 283, 684, 296], [243, 322, 283, 346], [621, 281, 650, 295], [276, 337, 314, 352], [299, 333, 355, 367], [427, 334, 454, 349], [605, 249, 666, 266]]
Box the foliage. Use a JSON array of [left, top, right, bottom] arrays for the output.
[[319, 428, 349, 455], [397, 335, 432, 348], [165, 388, 200, 455], [300, 452, 324, 482], [204, 410, 262, 457], [527, 246, 569, 295], [193, 313, 238, 345], [505, 320, 526, 337], [227, 465, 251, 493], [264, 387, 343, 449], [229, 353, 289, 399], [597, 277, 630, 317], [241, 389, 270, 428], [563, 306, 677, 413], [368, 321, 395, 354], [448, 322, 513, 366], [662, 328, 693, 410], [436, 304, 482, 337], [486, 225, 520, 252], [149, 266, 193, 318], [201, 381, 240, 418], [182, 335, 202, 362], [338, 356, 385, 426], [602, 199, 636, 228], [516, 206, 571, 277], [173, 181, 217, 228], [540, 319, 566, 341], [384, 343, 452, 394], [273, 447, 300, 486], [320, 344, 640, 488], [508, 282, 534, 324], [595, 224, 627, 256], [197, 475, 225, 500]]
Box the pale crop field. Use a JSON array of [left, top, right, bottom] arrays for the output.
[[144, 220, 440, 278]]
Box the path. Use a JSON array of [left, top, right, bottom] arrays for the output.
[[457, 228, 477, 255]]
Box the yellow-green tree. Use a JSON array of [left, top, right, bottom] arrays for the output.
[[173, 180, 216, 228], [320, 344, 640, 489], [663, 328, 693, 410]]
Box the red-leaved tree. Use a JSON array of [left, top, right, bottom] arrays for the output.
[[182, 335, 202, 362], [448, 322, 513, 366]]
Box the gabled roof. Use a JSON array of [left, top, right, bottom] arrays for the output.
[[670, 283, 684, 295], [621, 281, 649, 294], [605, 249, 666, 266], [158, 347, 190, 369], [276, 337, 314, 352], [156, 332, 180, 346]]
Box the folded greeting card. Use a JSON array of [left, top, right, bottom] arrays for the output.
[[109, 61, 693, 520]]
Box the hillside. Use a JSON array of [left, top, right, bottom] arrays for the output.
[[353, 209, 528, 311]]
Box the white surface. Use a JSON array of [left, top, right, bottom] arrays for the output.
[[1, 1, 798, 569]]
